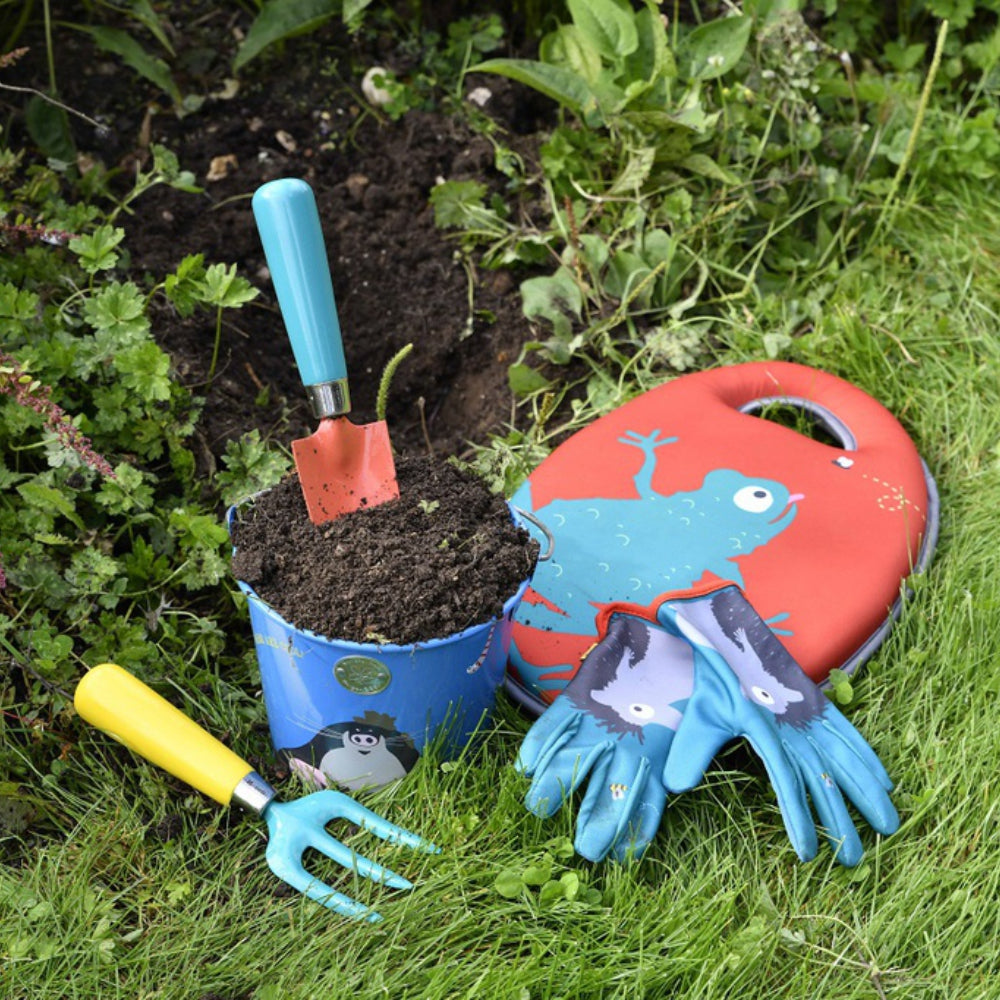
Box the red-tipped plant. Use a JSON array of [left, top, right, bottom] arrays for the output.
[[0, 353, 115, 588], [0, 352, 115, 478]]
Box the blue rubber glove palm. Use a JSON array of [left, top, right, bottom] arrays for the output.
[[517, 614, 693, 862], [656, 585, 899, 866]]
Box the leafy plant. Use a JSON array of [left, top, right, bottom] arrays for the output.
[[234, 0, 345, 72], [808, 0, 1000, 57], [826, 667, 856, 706], [431, 3, 752, 397], [348, 12, 507, 120], [105, 143, 201, 221], [442, 2, 984, 503], [429, 178, 552, 267], [214, 432, 292, 509], [69, 17, 185, 112], [477, 0, 750, 159], [15, 0, 197, 119], [493, 837, 603, 908], [0, 150, 272, 763], [236, 0, 504, 94]]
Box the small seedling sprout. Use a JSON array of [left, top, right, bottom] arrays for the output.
[[376, 342, 414, 424]]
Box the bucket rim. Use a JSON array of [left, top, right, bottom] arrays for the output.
[[227, 495, 531, 654]]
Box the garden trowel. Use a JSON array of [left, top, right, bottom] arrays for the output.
[[252, 177, 398, 524], [75, 663, 437, 922]]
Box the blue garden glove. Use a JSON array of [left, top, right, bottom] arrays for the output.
[[517, 613, 694, 862], [656, 585, 899, 866]]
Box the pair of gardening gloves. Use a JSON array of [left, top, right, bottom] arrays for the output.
[[516, 583, 899, 867]]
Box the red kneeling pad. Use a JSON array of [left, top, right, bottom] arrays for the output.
[[507, 361, 938, 714]]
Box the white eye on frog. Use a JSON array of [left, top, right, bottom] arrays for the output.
[[629, 703, 656, 721], [733, 485, 774, 514], [751, 685, 776, 706]]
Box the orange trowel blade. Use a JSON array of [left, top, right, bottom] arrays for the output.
[[292, 416, 399, 524]]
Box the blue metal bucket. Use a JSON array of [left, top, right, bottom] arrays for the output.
[[228, 504, 529, 791]]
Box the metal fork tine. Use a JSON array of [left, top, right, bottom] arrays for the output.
[[266, 849, 381, 923], [263, 791, 437, 921], [323, 791, 440, 853], [307, 826, 412, 890]]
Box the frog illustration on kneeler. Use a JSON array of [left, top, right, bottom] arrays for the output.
[[511, 430, 803, 696]]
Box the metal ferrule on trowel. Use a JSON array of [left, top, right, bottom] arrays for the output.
[[305, 378, 351, 420]]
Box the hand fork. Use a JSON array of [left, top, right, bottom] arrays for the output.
[[74, 663, 438, 922]]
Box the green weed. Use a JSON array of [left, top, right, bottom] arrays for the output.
[[3, 5, 1000, 999], [448, 3, 1000, 496], [0, 148, 277, 779]]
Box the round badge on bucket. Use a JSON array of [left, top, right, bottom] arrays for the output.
[[334, 655, 392, 695]]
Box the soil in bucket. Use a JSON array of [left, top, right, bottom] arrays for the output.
[[230, 454, 539, 646]]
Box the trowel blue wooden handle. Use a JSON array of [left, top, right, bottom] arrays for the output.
[[252, 178, 347, 388]]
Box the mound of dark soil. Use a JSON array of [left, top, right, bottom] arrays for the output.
[[3, 5, 554, 468], [7, 5, 551, 648], [230, 455, 538, 644]]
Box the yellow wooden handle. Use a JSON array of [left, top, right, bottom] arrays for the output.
[[74, 663, 252, 807]]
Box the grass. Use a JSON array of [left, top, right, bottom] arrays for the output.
[[6, 10, 1000, 998], [5, 175, 1000, 999]]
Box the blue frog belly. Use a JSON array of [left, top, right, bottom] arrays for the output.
[[513, 448, 799, 639]]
